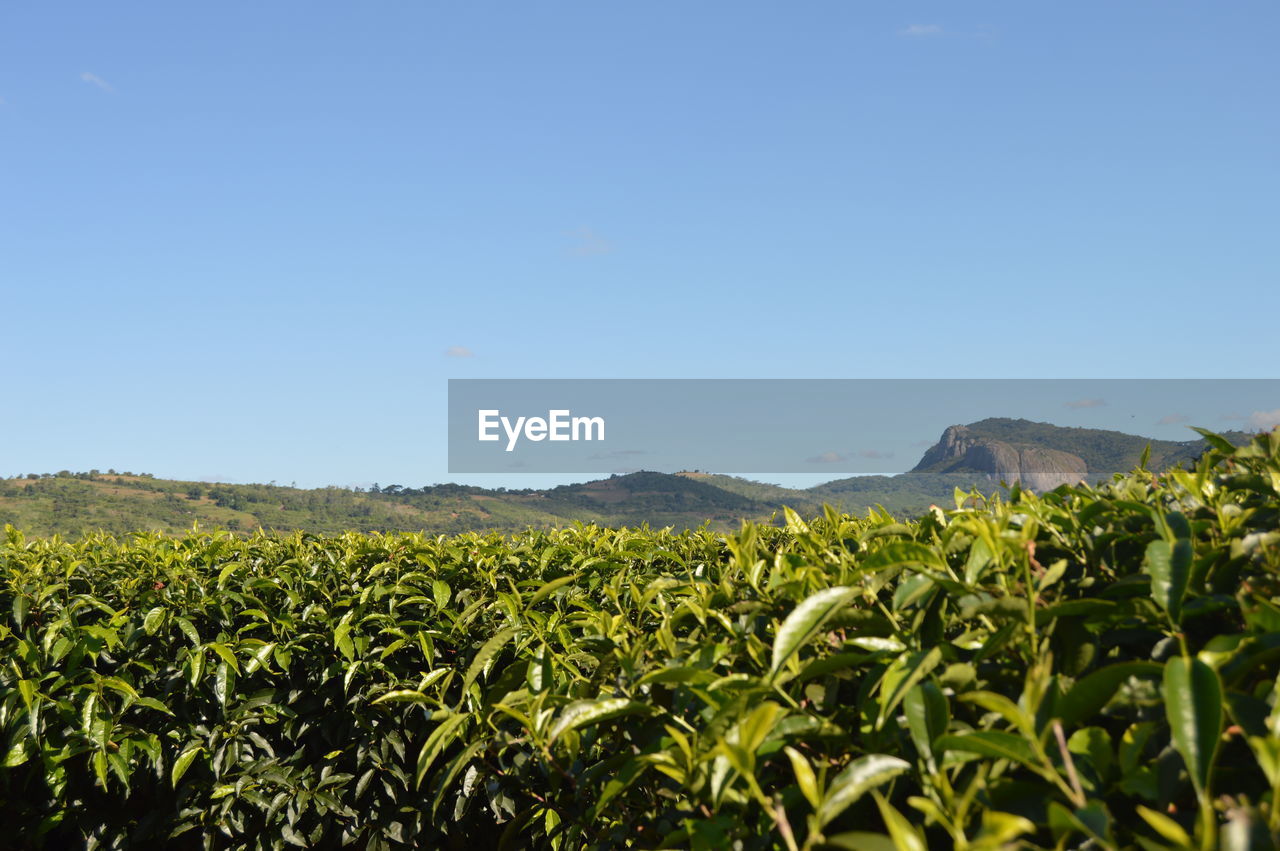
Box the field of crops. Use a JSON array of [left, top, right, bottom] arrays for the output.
[[3, 429, 1279, 850]]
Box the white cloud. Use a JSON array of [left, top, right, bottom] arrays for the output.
[[900, 24, 943, 37], [444, 345, 474, 358], [1247, 409, 1280, 431], [568, 227, 614, 256], [1158, 414, 1190, 425], [858, 449, 895, 459], [80, 72, 115, 93], [1065, 398, 1107, 409]]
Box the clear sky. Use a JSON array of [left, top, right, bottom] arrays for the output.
[[3, 2, 1277, 489]]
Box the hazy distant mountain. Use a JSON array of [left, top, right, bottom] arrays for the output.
[[2, 419, 1253, 537]]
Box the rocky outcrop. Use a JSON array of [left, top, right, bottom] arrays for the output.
[[913, 425, 1088, 491]]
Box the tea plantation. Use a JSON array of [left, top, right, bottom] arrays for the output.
[[2, 429, 1279, 849]]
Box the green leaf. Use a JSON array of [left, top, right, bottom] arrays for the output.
[[729, 701, 785, 757], [872, 790, 928, 851], [1166, 511, 1191, 541], [106, 750, 131, 792], [904, 682, 948, 770], [784, 746, 821, 810], [1038, 558, 1069, 591], [1164, 655, 1223, 798], [636, 666, 716, 687], [133, 696, 175, 716], [795, 650, 872, 682], [171, 746, 203, 787], [1191, 427, 1236, 454], [816, 753, 911, 828], [415, 714, 469, 788], [876, 648, 942, 731], [1048, 800, 1114, 845], [1119, 721, 1158, 776], [143, 606, 165, 634], [526, 574, 578, 608], [770, 586, 860, 676], [460, 626, 517, 698], [333, 623, 355, 662], [432, 579, 451, 609], [12, 595, 30, 629], [1145, 538, 1193, 624], [1135, 805, 1194, 849], [1068, 727, 1113, 781], [821, 833, 896, 851], [17, 679, 36, 709], [934, 731, 1037, 768], [891, 574, 933, 611], [217, 562, 241, 589], [419, 668, 452, 691], [214, 660, 233, 707], [207, 642, 240, 674], [958, 690, 1036, 740], [174, 616, 200, 646], [4, 738, 29, 767], [1055, 662, 1163, 726], [430, 739, 487, 817], [548, 698, 646, 743], [372, 689, 432, 706], [861, 541, 947, 573], [93, 750, 109, 789], [978, 810, 1037, 846], [99, 676, 139, 701], [783, 506, 809, 532]]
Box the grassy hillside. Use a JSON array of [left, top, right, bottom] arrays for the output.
[[675, 472, 812, 505], [0, 474, 570, 537], [4, 421, 1249, 538], [0, 471, 783, 538], [0, 471, 969, 538]]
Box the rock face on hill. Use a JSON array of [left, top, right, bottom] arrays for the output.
[[912, 424, 1088, 491]]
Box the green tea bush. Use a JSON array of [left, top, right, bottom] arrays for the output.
[[2, 429, 1279, 849]]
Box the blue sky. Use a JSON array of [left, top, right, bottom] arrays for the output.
[[2, 2, 1277, 489]]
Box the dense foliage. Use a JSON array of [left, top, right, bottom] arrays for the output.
[[2, 429, 1279, 849]]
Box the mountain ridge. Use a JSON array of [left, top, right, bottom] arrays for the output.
[[1, 419, 1255, 537]]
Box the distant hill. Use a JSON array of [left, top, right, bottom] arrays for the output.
[[521, 471, 766, 527], [673, 472, 813, 506], [807, 473, 994, 517], [2, 420, 1257, 537], [910, 417, 1251, 489]]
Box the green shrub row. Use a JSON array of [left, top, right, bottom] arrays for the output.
[[2, 429, 1279, 849]]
